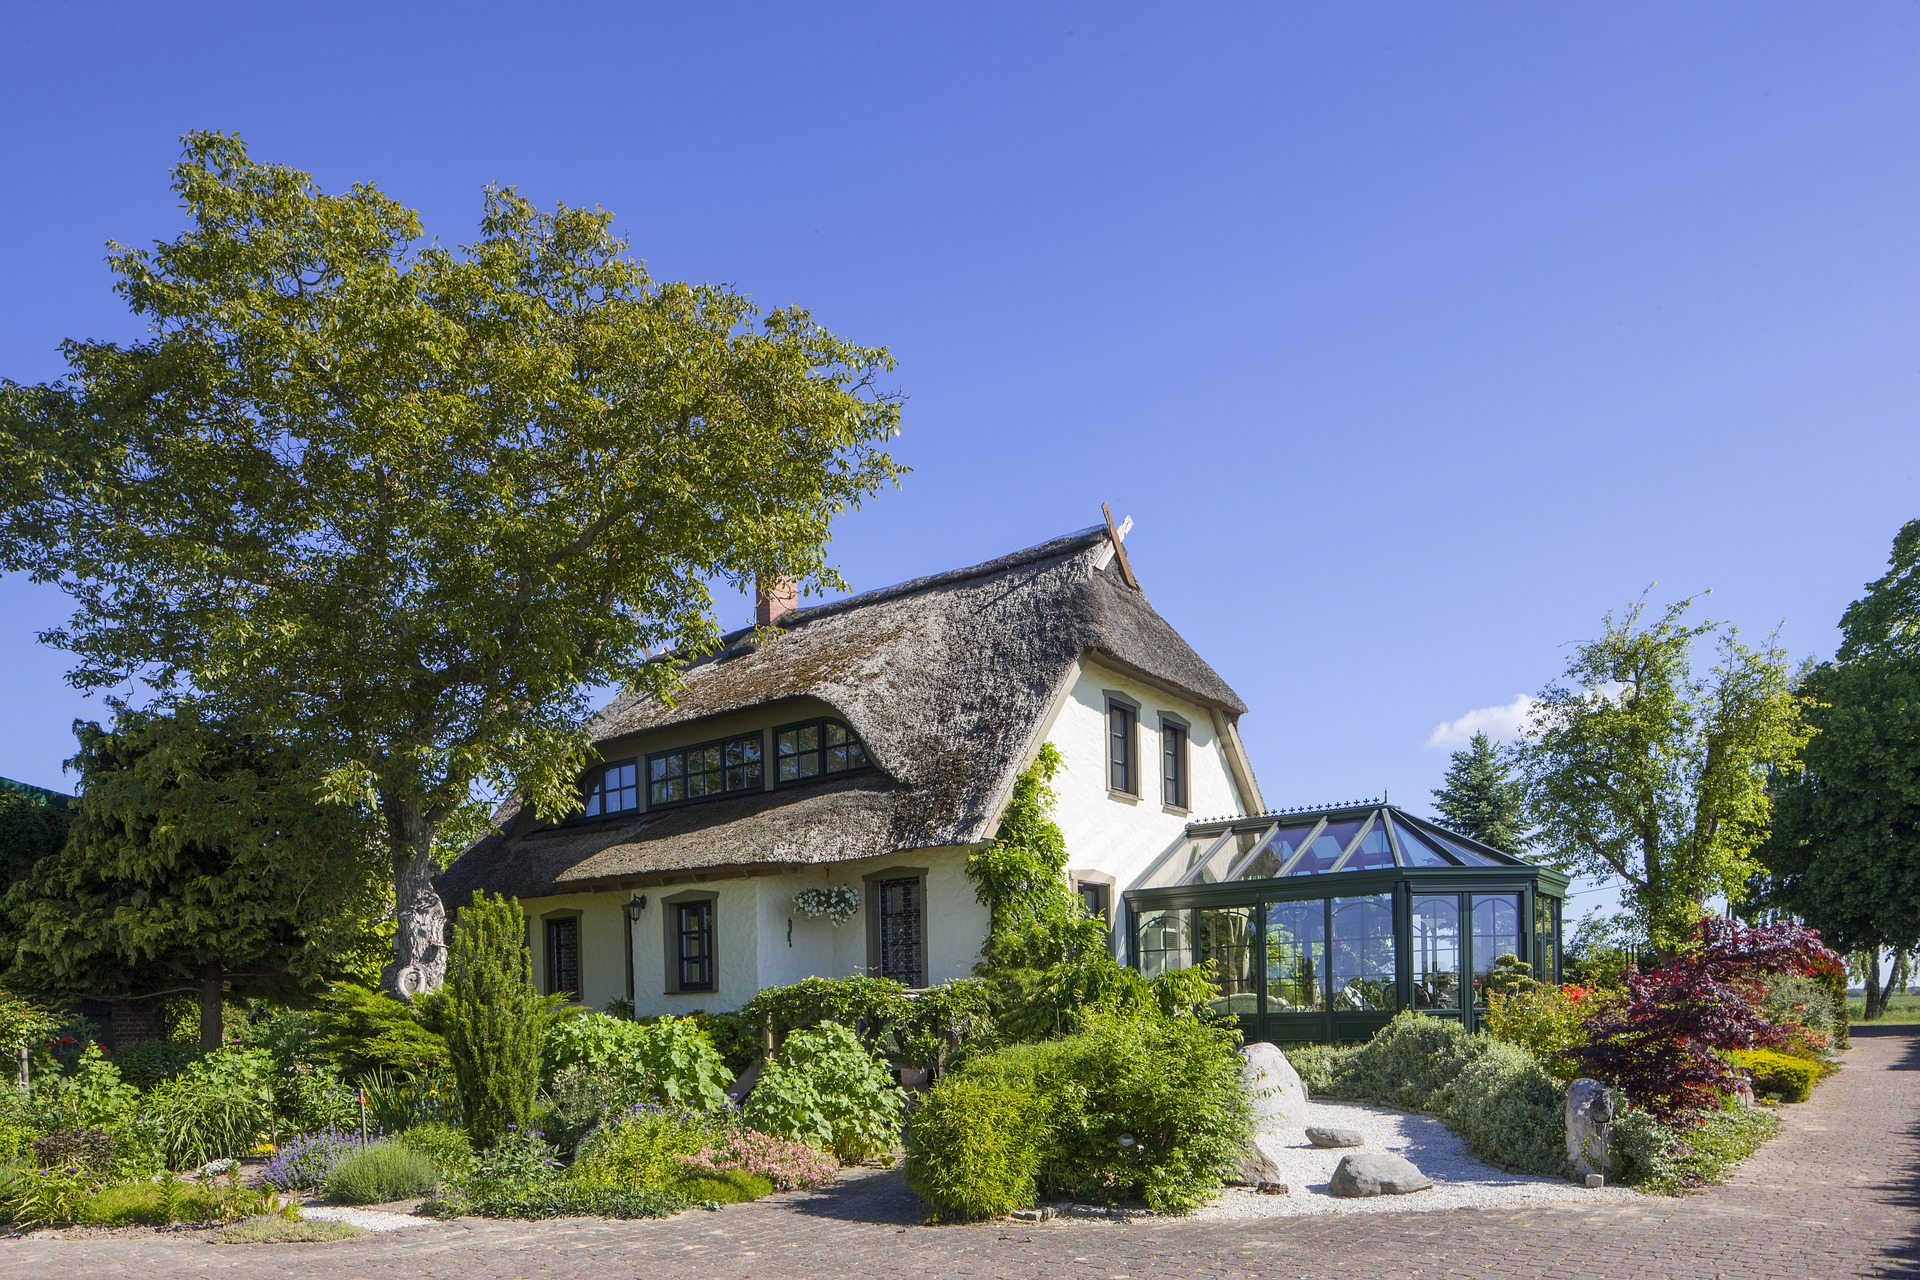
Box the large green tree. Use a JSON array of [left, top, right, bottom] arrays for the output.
[[1, 706, 388, 1048], [1757, 519, 1920, 1007], [1515, 595, 1812, 950], [0, 782, 73, 889], [0, 134, 902, 996], [1431, 730, 1529, 851]]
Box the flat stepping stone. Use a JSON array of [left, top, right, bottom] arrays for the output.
[[1328, 1152, 1433, 1197], [1305, 1126, 1365, 1148]]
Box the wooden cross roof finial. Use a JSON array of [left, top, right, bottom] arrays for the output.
[[1101, 502, 1140, 590]]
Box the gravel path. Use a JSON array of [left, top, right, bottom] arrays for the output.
[[1189, 1095, 1631, 1219], [298, 1205, 440, 1232]]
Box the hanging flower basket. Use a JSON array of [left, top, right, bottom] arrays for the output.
[[793, 885, 860, 926]]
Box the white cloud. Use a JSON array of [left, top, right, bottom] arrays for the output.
[[1425, 694, 1537, 750]]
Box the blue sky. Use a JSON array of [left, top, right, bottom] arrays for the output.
[[2, 5, 1915, 921]]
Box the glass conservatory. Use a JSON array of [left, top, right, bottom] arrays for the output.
[[1124, 802, 1568, 1045]]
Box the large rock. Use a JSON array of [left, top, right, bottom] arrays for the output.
[[1232, 1132, 1293, 1185], [1240, 1042, 1308, 1130], [1328, 1152, 1432, 1197], [1305, 1126, 1364, 1149], [1565, 1077, 1615, 1178]]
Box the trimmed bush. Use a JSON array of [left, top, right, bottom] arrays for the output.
[[670, 1169, 772, 1204], [1730, 1048, 1828, 1102], [903, 1078, 1046, 1220], [1446, 1038, 1571, 1176], [743, 1021, 904, 1164], [321, 1140, 440, 1203], [1318, 1011, 1493, 1113], [1284, 1043, 1357, 1096]]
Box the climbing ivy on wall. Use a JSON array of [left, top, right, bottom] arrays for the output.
[[965, 744, 1105, 972]]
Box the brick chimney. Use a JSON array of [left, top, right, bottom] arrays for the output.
[[755, 576, 798, 626]]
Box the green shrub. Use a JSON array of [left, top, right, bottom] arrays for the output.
[[903, 1078, 1047, 1220], [5, 1164, 95, 1228], [29, 1128, 115, 1178], [112, 1040, 204, 1090], [1730, 1048, 1828, 1102], [1481, 984, 1592, 1078], [147, 1047, 276, 1167], [742, 975, 912, 1054], [1446, 1039, 1571, 1176], [399, 1122, 475, 1182], [274, 1058, 361, 1135], [312, 984, 450, 1078], [570, 1109, 715, 1191], [440, 891, 561, 1148], [1317, 1011, 1493, 1113], [211, 1215, 366, 1243], [36, 1045, 139, 1130], [669, 1169, 772, 1204], [743, 1021, 905, 1164], [322, 1140, 441, 1203], [1285, 1043, 1358, 1096], [1615, 1105, 1778, 1193], [673, 1010, 761, 1077], [908, 1008, 1249, 1218]]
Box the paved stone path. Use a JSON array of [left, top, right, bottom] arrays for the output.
[[7, 1026, 1917, 1280]]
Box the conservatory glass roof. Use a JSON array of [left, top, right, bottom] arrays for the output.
[[1141, 802, 1526, 890]]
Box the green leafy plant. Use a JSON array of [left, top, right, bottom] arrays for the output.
[[146, 1047, 276, 1167], [78, 1177, 277, 1227], [456, 1182, 688, 1220], [398, 1122, 474, 1183], [743, 1022, 904, 1164], [6, 1164, 96, 1229], [742, 976, 911, 1056], [1445, 1039, 1572, 1177], [1482, 983, 1603, 1078], [440, 892, 561, 1148], [907, 1008, 1249, 1219], [36, 1045, 139, 1130], [1614, 1104, 1779, 1192], [322, 1140, 441, 1203], [360, 1066, 462, 1132], [571, 1108, 717, 1190]]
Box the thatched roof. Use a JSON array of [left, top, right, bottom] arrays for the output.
[[440, 526, 1248, 900]]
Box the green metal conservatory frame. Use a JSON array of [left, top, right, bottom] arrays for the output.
[[1123, 801, 1568, 1045]]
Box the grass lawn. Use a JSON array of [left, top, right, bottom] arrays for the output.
[[1848, 993, 1920, 1026]]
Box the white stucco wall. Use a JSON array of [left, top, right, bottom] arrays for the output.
[[1045, 659, 1248, 895], [518, 845, 988, 1017]]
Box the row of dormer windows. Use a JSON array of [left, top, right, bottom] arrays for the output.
[[579, 717, 871, 819]]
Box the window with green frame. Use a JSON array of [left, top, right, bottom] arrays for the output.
[[773, 718, 870, 784], [648, 733, 764, 807]]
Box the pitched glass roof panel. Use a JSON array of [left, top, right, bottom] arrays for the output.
[[1232, 823, 1318, 880], [1390, 821, 1455, 867], [1340, 823, 1397, 871], [1285, 818, 1366, 875], [1425, 828, 1504, 866]]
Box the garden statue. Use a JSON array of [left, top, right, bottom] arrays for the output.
[[1566, 1076, 1614, 1180]]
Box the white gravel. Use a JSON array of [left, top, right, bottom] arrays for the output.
[[299, 1205, 440, 1232], [1188, 1097, 1632, 1219]]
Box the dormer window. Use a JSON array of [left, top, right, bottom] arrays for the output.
[[774, 718, 870, 784], [649, 733, 765, 807], [582, 759, 639, 817]]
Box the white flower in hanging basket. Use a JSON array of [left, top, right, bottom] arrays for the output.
[[793, 885, 860, 926]]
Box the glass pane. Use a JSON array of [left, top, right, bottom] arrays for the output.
[[1194, 828, 1261, 884], [1135, 908, 1188, 980], [1195, 907, 1258, 1019], [1235, 824, 1314, 880], [1344, 823, 1396, 871], [1431, 830, 1503, 866], [1264, 899, 1326, 1012], [1331, 895, 1396, 1010], [1411, 895, 1462, 1009], [1285, 818, 1365, 875], [1471, 894, 1524, 1004], [1391, 822, 1454, 867]]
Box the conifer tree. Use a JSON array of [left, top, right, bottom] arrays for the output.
[[1432, 731, 1530, 852], [439, 891, 556, 1147]]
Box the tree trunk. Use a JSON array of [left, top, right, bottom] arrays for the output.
[[1880, 949, 1910, 1017], [381, 844, 448, 1000], [198, 961, 224, 1051], [1862, 949, 1885, 1022]]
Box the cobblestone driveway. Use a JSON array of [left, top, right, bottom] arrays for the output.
[[8, 1027, 1916, 1280]]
